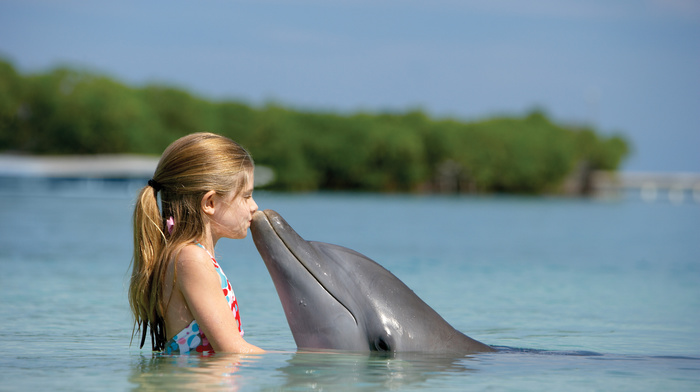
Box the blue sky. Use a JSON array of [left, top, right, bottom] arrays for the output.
[[1, 0, 698, 172]]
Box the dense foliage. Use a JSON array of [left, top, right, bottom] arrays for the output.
[[0, 59, 628, 193]]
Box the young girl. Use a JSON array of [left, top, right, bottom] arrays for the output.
[[129, 132, 265, 355]]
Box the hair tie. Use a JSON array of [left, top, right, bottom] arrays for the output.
[[166, 216, 175, 235], [148, 179, 162, 192]]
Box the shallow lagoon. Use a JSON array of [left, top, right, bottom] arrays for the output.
[[0, 179, 698, 391]]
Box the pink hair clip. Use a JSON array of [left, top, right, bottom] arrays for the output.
[[166, 216, 175, 235]]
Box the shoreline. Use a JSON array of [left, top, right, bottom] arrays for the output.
[[0, 154, 160, 178], [0, 153, 275, 186], [1, 154, 696, 202]]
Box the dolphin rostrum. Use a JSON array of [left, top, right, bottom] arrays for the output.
[[251, 209, 495, 354]]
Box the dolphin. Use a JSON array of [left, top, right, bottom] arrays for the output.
[[250, 209, 495, 354]]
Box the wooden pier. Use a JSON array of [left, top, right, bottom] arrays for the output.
[[592, 171, 700, 203], [0, 154, 275, 187]]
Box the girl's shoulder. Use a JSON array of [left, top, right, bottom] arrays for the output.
[[174, 243, 221, 291], [175, 243, 214, 271]]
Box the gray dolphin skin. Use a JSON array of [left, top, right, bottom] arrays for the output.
[[251, 209, 495, 354]]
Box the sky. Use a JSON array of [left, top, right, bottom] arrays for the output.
[[1, 0, 698, 172]]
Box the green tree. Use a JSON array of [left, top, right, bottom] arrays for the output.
[[0, 58, 630, 194]]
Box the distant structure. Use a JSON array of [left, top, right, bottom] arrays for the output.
[[0, 154, 161, 178], [0, 154, 275, 187], [592, 171, 700, 204]]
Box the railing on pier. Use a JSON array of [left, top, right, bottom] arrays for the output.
[[592, 171, 700, 203]]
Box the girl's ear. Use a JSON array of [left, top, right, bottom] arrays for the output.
[[201, 190, 218, 216]]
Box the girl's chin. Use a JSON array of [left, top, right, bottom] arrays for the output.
[[227, 230, 248, 240]]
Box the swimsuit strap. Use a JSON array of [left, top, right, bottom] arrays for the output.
[[194, 241, 215, 260], [192, 240, 244, 337]]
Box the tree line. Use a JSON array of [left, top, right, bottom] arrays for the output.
[[0, 59, 629, 193]]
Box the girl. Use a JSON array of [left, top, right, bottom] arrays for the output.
[[129, 132, 264, 354]]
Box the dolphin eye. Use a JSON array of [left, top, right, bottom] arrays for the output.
[[373, 337, 391, 352]]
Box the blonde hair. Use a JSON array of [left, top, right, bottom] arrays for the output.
[[129, 132, 254, 351]]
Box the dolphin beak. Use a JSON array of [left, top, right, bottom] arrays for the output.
[[253, 210, 323, 272], [251, 209, 358, 323], [252, 210, 308, 256]]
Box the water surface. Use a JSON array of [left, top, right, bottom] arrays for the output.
[[0, 179, 698, 391]]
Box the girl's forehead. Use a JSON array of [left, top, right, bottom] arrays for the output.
[[243, 181, 255, 193], [232, 170, 254, 194], [243, 169, 255, 188]]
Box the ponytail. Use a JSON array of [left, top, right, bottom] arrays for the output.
[[129, 185, 167, 351]]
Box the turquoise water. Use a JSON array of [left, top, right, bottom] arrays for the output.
[[0, 179, 698, 391]]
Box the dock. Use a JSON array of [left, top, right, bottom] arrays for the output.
[[0, 154, 275, 187], [593, 171, 700, 204]]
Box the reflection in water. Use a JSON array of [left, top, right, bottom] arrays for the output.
[[128, 351, 480, 391], [272, 351, 479, 391], [124, 348, 700, 391], [129, 353, 253, 391]]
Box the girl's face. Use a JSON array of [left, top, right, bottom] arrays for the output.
[[211, 174, 258, 240]]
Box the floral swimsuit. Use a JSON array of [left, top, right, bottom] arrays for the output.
[[163, 243, 243, 355]]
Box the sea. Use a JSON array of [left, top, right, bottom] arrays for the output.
[[0, 178, 698, 391]]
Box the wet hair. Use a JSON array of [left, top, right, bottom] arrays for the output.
[[128, 132, 254, 351]]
